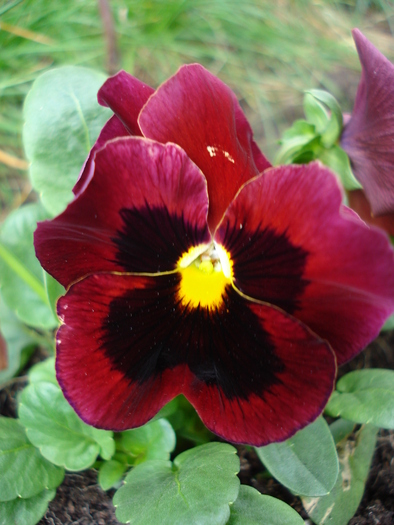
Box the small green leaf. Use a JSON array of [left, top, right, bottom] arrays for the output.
[[0, 417, 64, 501], [98, 459, 128, 491], [275, 120, 317, 165], [23, 66, 111, 216], [0, 488, 56, 525], [0, 295, 36, 387], [319, 145, 362, 190], [0, 203, 57, 330], [325, 369, 394, 428], [256, 417, 338, 496], [228, 485, 304, 525], [18, 381, 115, 470], [44, 272, 65, 323], [306, 89, 343, 147], [114, 442, 240, 525], [303, 92, 329, 134], [28, 357, 57, 385], [117, 418, 176, 465], [302, 423, 378, 525]]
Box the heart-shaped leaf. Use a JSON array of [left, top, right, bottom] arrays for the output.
[[98, 460, 128, 491], [0, 488, 56, 525], [256, 417, 339, 496], [28, 357, 57, 385], [23, 66, 111, 216], [0, 417, 64, 501], [18, 381, 114, 470], [114, 442, 240, 525], [228, 485, 304, 525]]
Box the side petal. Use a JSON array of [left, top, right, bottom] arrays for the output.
[[347, 189, 394, 237], [57, 272, 335, 445], [97, 70, 154, 135], [35, 137, 211, 288], [215, 162, 394, 365], [138, 64, 270, 231], [73, 115, 130, 197], [341, 29, 394, 216]]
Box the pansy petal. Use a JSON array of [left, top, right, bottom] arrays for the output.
[[35, 137, 211, 288], [73, 115, 129, 197], [341, 29, 394, 216], [138, 64, 270, 231], [216, 162, 394, 365], [57, 272, 335, 445], [97, 70, 154, 135]]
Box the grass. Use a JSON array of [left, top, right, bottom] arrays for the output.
[[0, 0, 393, 214]]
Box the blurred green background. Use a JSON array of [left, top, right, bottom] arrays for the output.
[[1, 0, 393, 217]]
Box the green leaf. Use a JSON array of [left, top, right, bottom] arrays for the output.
[[302, 423, 378, 525], [43, 272, 65, 323], [23, 66, 111, 216], [303, 92, 329, 134], [319, 145, 362, 191], [18, 381, 115, 470], [28, 357, 57, 385], [275, 119, 317, 165], [98, 459, 128, 491], [117, 418, 176, 465], [114, 442, 240, 525], [256, 417, 338, 496], [0, 203, 57, 330], [0, 417, 64, 501], [228, 485, 304, 525], [306, 89, 343, 147], [0, 295, 36, 387], [325, 369, 394, 428], [0, 488, 56, 525]]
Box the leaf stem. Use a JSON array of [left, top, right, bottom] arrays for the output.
[[0, 241, 49, 306]]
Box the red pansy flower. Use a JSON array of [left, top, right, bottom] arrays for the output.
[[35, 65, 394, 446], [341, 29, 394, 222]]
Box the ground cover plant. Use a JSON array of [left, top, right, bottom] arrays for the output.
[[1, 1, 394, 525]]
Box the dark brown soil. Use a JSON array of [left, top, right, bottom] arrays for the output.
[[1, 334, 393, 525]]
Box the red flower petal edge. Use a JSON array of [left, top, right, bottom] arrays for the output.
[[56, 272, 335, 446], [138, 64, 271, 231], [215, 162, 394, 365], [341, 29, 394, 216], [35, 137, 211, 288]]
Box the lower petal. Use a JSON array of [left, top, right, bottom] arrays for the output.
[[57, 272, 335, 445]]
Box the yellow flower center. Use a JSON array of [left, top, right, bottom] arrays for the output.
[[177, 243, 233, 310]]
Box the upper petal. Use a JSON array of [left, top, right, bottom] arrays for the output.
[[215, 162, 394, 365], [35, 137, 211, 288], [56, 272, 335, 445], [97, 70, 155, 135], [341, 29, 394, 216], [138, 64, 271, 231]]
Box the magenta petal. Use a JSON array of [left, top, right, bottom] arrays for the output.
[[138, 64, 270, 231], [97, 70, 154, 135], [73, 115, 129, 197], [216, 162, 394, 365], [341, 29, 394, 215], [35, 137, 211, 287], [57, 272, 335, 445]]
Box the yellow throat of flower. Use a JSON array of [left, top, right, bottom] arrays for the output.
[[177, 243, 233, 310]]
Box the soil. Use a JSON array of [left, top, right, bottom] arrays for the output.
[[1, 334, 393, 525]]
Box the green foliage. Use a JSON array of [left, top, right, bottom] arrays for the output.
[[117, 418, 176, 465], [23, 66, 111, 216], [28, 357, 57, 385], [256, 417, 339, 496], [325, 369, 394, 428], [228, 485, 304, 525], [0, 417, 64, 501], [0, 203, 57, 330], [302, 420, 379, 525], [98, 459, 128, 491], [0, 488, 56, 525], [114, 442, 240, 525], [0, 295, 36, 387], [18, 381, 115, 470]]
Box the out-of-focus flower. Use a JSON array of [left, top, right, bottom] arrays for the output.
[[341, 29, 394, 218], [35, 65, 394, 446]]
